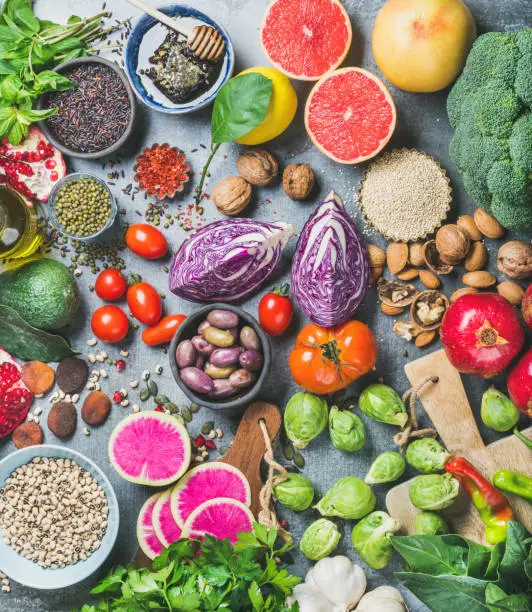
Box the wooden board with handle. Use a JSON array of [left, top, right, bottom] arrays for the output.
[[137, 402, 281, 568], [386, 349, 532, 544]]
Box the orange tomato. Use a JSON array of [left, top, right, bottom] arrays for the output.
[[142, 314, 186, 346], [289, 320, 377, 394]]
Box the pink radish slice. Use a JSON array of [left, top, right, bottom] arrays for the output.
[[137, 493, 164, 560], [153, 490, 182, 547], [181, 498, 254, 544]]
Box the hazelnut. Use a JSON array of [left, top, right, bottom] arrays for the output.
[[387, 242, 409, 275], [474, 208, 504, 239], [212, 177, 252, 216], [367, 244, 386, 268], [457, 215, 482, 241], [497, 241, 532, 279], [236, 150, 278, 186], [435, 224, 470, 264], [283, 163, 315, 200]]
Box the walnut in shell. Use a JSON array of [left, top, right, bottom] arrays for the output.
[[497, 241, 532, 279], [283, 163, 315, 200], [236, 150, 278, 186], [423, 240, 454, 275], [212, 176, 252, 216]]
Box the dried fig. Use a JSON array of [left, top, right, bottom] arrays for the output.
[[12, 421, 43, 449], [21, 361, 55, 395], [48, 401, 77, 439], [56, 357, 88, 394], [82, 391, 111, 426]]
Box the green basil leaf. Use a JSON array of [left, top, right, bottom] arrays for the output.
[[13, 3, 39, 37], [391, 534, 469, 576], [485, 543, 505, 581], [0, 24, 22, 43], [211, 73, 273, 144], [6, 116, 26, 144], [0, 304, 77, 361], [466, 539, 493, 578], [0, 59, 16, 75], [17, 106, 56, 123], [0, 105, 17, 137], [33, 70, 75, 93], [486, 583, 507, 604], [2, 13, 28, 40], [487, 592, 532, 612]]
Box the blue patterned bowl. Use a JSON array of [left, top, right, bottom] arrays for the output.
[[125, 5, 234, 114], [0, 445, 119, 589]]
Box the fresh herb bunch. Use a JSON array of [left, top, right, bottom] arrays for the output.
[[0, 0, 123, 144], [80, 523, 301, 611], [391, 520, 532, 612]]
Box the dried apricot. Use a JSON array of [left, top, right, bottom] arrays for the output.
[[82, 391, 111, 426], [48, 402, 77, 438], [21, 361, 55, 395], [12, 421, 44, 448], [56, 357, 89, 394]]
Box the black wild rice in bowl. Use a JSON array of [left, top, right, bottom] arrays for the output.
[[43, 63, 131, 154]]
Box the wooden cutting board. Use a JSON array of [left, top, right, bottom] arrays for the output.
[[136, 401, 281, 568], [386, 349, 532, 544]]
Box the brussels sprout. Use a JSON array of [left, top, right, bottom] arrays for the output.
[[414, 511, 449, 535], [351, 511, 401, 569], [284, 391, 328, 449], [409, 473, 460, 510], [272, 473, 314, 511], [300, 518, 341, 561], [405, 438, 451, 474], [365, 452, 406, 484], [329, 406, 366, 452], [481, 387, 520, 432], [358, 384, 408, 427], [314, 476, 375, 520]]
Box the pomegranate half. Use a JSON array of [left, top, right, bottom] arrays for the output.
[[507, 348, 532, 417]]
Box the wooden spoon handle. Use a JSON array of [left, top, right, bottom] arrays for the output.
[[126, 0, 192, 36]]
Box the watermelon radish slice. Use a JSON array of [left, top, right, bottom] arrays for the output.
[[153, 490, 182, 548], [108, 412, 191, 486], [137, 493, 165, 560], [181, 498, 254, 544], [171, 462, 251, 528], [0, 347, 33, 438]]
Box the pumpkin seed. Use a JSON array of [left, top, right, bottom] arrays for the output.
[[201, 421, 215, 435], [155, 395, 170, 405], [147, 380, 158, 396], [293, 451, 305, 469], [282, 442, 294, 461], [190, 402, 200, 413], [182, 407, 192, 422], [139, 388, 150, 402], [165, 403, 178, 413]]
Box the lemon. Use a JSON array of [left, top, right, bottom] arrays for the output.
[[236, 67, 298, 145]]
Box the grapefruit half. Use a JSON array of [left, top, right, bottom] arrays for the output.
[[305, 67, 397, 164], [260, 0, 352, 81]]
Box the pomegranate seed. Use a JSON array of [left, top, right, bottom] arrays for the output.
[[113, 391, 123, 403], [155, 405, 164, 412], [50, 171, 58, 181], [194, 434, 206, 447], [45, 158, 56, 170], [116, 359, 126, 371], [27, 152, 34, 162], [204, 439, 216, 449]]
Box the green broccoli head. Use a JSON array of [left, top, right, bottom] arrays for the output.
[[447, 29, 532, 229]]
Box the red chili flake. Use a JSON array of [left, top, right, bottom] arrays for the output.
[[194, 434, 206, 447], [133, 143, 190, 200], [116, 359, 126, 371], [155, 405, 165, 413], [112, 391, 123, 403], [280, 519, 288, 529], [204, 439, 216, 450]]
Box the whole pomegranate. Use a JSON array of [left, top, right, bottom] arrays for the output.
[[522, 284, 532, 331], [507, 348, 532, 417], [440, 293, 525, 378]]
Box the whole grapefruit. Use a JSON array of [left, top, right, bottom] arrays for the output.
[[372, 0, 476, 93]]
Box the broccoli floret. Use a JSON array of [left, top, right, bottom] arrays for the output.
[[447, 29, 532, 229]]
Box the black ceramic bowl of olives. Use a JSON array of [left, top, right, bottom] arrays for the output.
[[169, 304, 271, 412]]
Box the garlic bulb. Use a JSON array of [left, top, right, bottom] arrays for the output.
[[356, 586, 407, 611]]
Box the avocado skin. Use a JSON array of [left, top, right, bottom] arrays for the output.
[[0, 259, 80, 330]]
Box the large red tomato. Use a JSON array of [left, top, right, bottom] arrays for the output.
[[125, 224, 168, 259], [91, 306, 129, 343], [127, 282, 162, 326]]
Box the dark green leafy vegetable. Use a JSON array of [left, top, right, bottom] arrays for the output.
[[0, 304, 76, 362], [80, 523, 300, 611]]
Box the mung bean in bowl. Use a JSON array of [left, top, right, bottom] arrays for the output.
[[0, 445, 119, 589], [47, 172, 117, 241]]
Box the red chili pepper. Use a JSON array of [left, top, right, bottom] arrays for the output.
[[445, 457, 513, 544]]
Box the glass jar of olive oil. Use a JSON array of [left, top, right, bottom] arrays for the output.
[[0, 186, 43, 259]]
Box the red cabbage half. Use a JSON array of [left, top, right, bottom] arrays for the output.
[[291, 191, 369, 327], [169, 218, 295, 302]]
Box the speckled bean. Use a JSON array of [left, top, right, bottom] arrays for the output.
[[195, 355, 206, 369], [204, 326, 235, 348], [239, 350, 263, 372], [210, 347, 243, 367], [191, 335, 214, 356], [175, 340, 196, 368], [229, 369, 256, 389], [208, 379, 237, 399], [204, 363, 236, 379], [180, 367, 214, 394], [207, 309, 239, 329], [240, 326, 260, 351], [197, 320, 210, 335]]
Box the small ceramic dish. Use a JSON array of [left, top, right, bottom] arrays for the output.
[[169, 304, 271, 412], [47, 172, 117, 242], [125, 5, 234, 114], [37, 57, 136, 160], [0, 445, 119, 590]]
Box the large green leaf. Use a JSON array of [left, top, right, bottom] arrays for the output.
[[0, 305, 77, 362], [497, 521, 531, 594], [391, 534, 469, 576]]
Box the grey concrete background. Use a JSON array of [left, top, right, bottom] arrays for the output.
[[0, 0, 530, 610]]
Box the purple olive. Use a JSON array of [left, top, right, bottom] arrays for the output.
[[208, 379, 237, 399], [240, 326, 260, 351], [197, 320, 210, 335], [180, 367, 214, 394], [229, 369, 256, 389], [210, 347, 243, 367], [226, 327, 239, 341], [195, 355, 206, 369], [207, 309, 239, 329], [175, 340, 196, 368], [191, 335, 214, 356], [239, 350, 263, 372]]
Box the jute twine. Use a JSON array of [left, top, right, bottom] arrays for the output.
[[258, 419, 292, 542], [394, 376, 439, 453]]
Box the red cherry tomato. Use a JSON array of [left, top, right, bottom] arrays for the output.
[[94, 268, 127, 301], [125, 224, 168, 259], [258, 284, 294, 336], [91, 306, 129, 343], [127, 282, 162, 326], [142, 314, 186, 346]]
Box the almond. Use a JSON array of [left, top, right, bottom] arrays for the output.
[[381, 303, 405, 315], [368, 266, 384, 285], [387, 242, 409, 275], [396, 267, 419, 281], [367, 244, 386, 268], [465, 241, 487, 271], [473, 208, 504, 239], [497, 281, 524, 305], [419, 269, 441, 289], [409, 242, 425, 267], [457, 215, 482, 241], [462, 271, 497, 288], [450, 287, 479, 303], [415, 330, 437, 348]]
